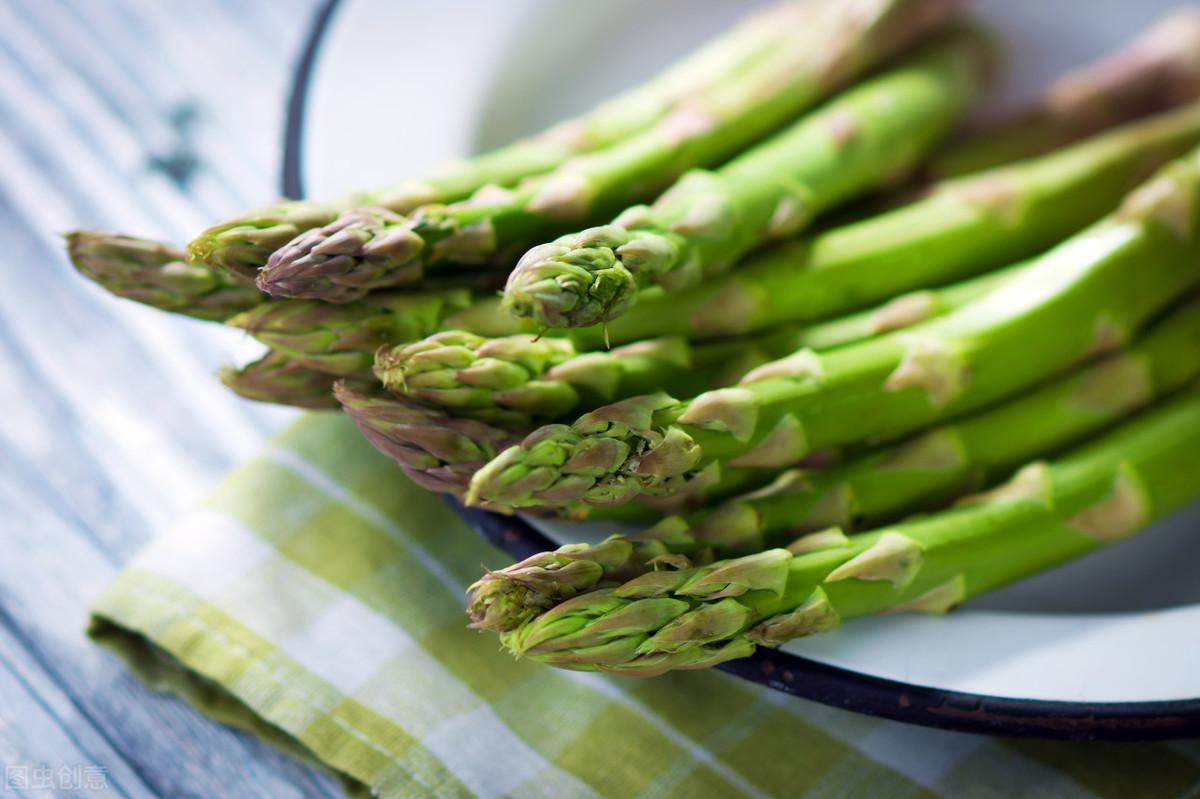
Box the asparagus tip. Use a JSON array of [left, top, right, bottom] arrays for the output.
[[465, 393, 696, 509], [257, 207, 426, 302], [502, 227, 643, 329]]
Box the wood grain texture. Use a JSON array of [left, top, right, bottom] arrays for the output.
[[0, 0, 342, 794]]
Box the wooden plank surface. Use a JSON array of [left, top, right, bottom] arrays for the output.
[[0, 0, 343, 794]]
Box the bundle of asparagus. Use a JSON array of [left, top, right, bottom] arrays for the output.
[[66, 1, 1200, 678], [469, 144, 1200, 510], [467, 296, 1200, 631], [255, 0, 966, 302], [499, 391, 1200, 675]]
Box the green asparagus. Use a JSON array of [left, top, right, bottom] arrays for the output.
[[258, 0, 963, 301], [219, 351, 341, 409], [555, 100, 1200, 341], [333, 384, 696, 523], [337, 378, 753, 511], [931, 8, 1200, 179], [226, 264, 982, 380], [500, 389, 1200, 675], [379, 262, 1019, 428], [787, 261, 1018, 351], [183, 0, 822, 280], [333, 382, 526, 507], [467, 296, 1200, 631], [67, 231, 261, 322], [503, 30, 991, 328], [227, 289, 473, 376], [373, 330, 811, 428], [468, 145, 1200, 510], [231, 245, 1007, 395]]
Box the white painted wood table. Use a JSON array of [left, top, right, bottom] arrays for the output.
[[0, 1, 342, 795]]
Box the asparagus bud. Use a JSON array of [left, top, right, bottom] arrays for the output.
[[258, 207, 425, 301], [227, 289, 472, 376], [220, 351, 340, 409], [333, 383, 519, 501], [66, 231, 261, 321]]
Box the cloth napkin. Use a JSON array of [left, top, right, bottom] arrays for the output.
[[88, 413, 1200, 799]]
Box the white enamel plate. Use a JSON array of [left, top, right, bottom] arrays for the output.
[[289, 0, 1200, 738]]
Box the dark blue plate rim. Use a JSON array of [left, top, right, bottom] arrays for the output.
[[281, 0, 1200, 741]]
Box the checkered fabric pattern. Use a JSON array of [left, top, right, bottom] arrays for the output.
[[88, 413, 1200, 798]]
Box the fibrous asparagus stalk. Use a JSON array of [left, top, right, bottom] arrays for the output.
[[575, 101, 1200, 342], [932, 8, 1200, 179], [184, 0, 817, 280], [66, 232, 261, 322], [499, 390, 1200, 675], [504, 30, 990, 328], [260, 0, 963, 301], [227, 289, 473, 377], [220, 351, 341, 409], [787, 261, 1017, 351], [469, 145, 1200, 510], [467, 296, 1200, 630]]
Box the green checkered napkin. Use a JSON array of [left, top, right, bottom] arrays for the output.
[[88, 414, 1200, 798]]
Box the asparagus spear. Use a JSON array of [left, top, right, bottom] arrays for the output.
[[66, 231, 261, 322], [379, 261, 1017, 428], [259, 0, 964, 301], [219, 351, 340, 409], [183, 0, 819, 280], [390, 99, 1200, 348], [787, 261, 1017, 351], [501, 389, 1200, 675], [468, 145, 1200, 510], [932, 8, 1200, 179], [226, 289, 473, 377], [357, 340, 780, 507], [373, 329, 817, 428], [503, 30, 991, 328], [560, 100, 1200, 341], [467, 296, 1200, 630], [376, 333, 675, 427]]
